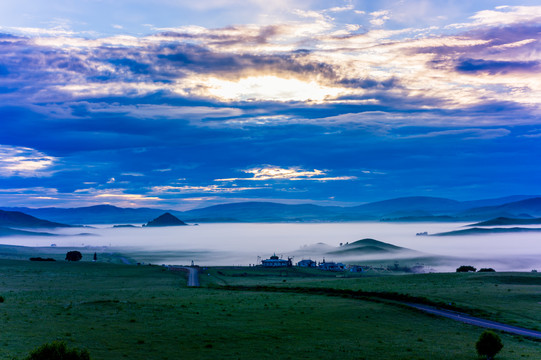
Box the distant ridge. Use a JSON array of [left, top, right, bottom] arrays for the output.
[[145, 213, 187, 227], [468, 217, 541, 227], [0, 226, 56, 237], [433, 227, 541, 236], [3, 195, 541, 224], [0, 210, 71, 228], [459, 197, 541, 218]]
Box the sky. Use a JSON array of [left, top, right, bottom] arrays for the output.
[[0, 0, 540, 210]]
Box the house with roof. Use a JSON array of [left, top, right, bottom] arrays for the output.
[[297, 259, 317, 268], [318, 259, 345, 271], [261, 254, 291, 267], [348, 265, 365, 273]]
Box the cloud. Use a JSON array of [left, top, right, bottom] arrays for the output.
[[94, 193, 162, 201], [456, 59, 540, 74], [399, 128, 511, 140], [216, 165, 357, 181], [370, 10, 390, 26], [151, 184, 264, 194], [0, 145, 58, 177], [469, 6, 541, 27]]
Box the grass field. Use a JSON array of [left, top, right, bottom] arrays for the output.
[[1, 259, 540, 359]]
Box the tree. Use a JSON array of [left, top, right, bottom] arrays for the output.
[[25, 341, 90, 360], [65, 251, 82, 262], [476, 330, 503, 360], [456, 265, 476, 272], [93, 252, 97, 262], [478, 268, 496, 272]]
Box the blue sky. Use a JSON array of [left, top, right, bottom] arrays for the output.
[[0, 1, 541, 209]]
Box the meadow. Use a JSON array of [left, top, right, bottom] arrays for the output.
[[1, 259, 540, 359]]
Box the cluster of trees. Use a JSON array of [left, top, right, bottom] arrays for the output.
[[456, 265, 495, 273]]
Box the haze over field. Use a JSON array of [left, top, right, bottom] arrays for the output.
[[1, 222, 539, 272]]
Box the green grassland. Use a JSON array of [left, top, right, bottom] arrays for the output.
[[0, 260, 540, 359]]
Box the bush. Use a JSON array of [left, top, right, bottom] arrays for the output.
[[30, 257, 56, 262], [0, 296, 4, 303], [65, 251, 82, 262], [476, 330, 503, 360], [24, 341, 90, 360], [478, 268, 496, 272], [456, 265, 476, 272]]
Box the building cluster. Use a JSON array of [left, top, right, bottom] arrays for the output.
[[261, 253, 360, 272]]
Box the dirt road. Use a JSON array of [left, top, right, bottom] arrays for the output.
[[168, 266, 200, 287]]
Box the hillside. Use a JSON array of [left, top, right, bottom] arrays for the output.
[[0, 226, 56, 237], [182, 202, 342, 222], [0, 210, 71, 228], [468, 217, 541, 227], [459, 197, 541, 219], [433, 227, 541, 236], [326, 238, 414, 255], [144, 213, 188, 227], [0, 205, 168, 225]]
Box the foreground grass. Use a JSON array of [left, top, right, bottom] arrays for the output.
[[0, 260, 540, 359], [202, 267, 541, 330]]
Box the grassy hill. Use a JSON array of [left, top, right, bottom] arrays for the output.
[[326, 238, 414, 255]]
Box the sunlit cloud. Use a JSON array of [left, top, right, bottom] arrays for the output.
[[189, 75, 348, 102], [0, 145, 58, 177], [94, 193, 162, 201], [151, 184, 264, 194], [216, 165, 357, 181]]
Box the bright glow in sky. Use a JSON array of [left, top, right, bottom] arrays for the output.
[[201, 76, 346, 102]]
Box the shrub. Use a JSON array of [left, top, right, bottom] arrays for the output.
[[30, 257, 56, 262], [476, 330, 503, 360], [0, 296, 4, 303], [478, 268, 496, 272], [24, 341, 90, 360], [456, 265, 476, 272]]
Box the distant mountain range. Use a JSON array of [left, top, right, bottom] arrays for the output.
[[2, 195, 541, 225]]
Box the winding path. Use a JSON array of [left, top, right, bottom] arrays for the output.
[[406, 303, 541, 339]]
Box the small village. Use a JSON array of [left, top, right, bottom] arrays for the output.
[[260, 253, 364, 272]]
